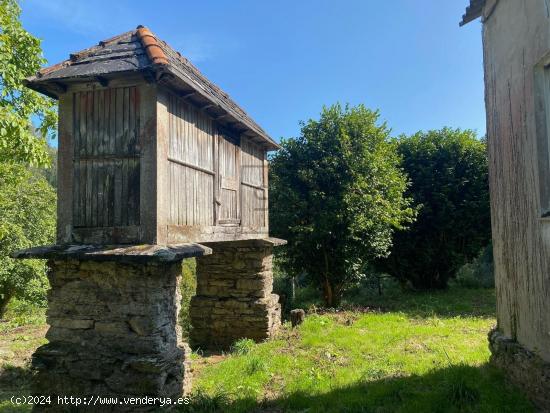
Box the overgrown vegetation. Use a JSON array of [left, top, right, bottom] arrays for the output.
[[180, 258, 197, 340], [0, 163, 55, 317], [379, 129, 491, 289], [270, 104, 415, 306], [0, 0, 57, 166], [0, 0, 57, 319], [0, 287, 533, 413], [455, 243, 494, 289], [185, 286, 531, 413]]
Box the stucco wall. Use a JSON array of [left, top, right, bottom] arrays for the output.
[[482, 0, 550, 360]]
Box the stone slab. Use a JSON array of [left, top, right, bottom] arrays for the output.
[[200, 237, 287, 248], [11, 243, 211, 263]]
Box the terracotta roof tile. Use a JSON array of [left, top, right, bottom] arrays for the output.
[[136, 25, 168, 66]]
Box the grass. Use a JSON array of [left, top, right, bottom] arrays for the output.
[[186, 287, 532, 412], [0, 300, 47, 413], [0, 288, 534, 413]]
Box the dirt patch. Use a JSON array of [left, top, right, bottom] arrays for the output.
[[0, 324, 47, 369]]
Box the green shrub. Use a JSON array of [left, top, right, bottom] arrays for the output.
[[455, 244, 494, 289], [230, 338, 256, 356], [179, 258, 197, 339], [0, 163, 56, 317], [270, 104, 415, 306], [245, 356, 267, 374], [378, 129, 491, 290], [292, 284, 323, 311], [184, 389, 231, 413], [0, 298, 46, 332]]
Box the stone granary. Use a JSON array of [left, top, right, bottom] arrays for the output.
[[13, 26, 285, 408], [461, 0, 550, 409]]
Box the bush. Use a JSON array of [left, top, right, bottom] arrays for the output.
[[179, 258, 196, 339], [455, 244, 494, 288], [270, 104, 415, 306], [0, 298, 46, 332], [230, 338, 256, 356], [0, 163, 56, 317], [378, 129, 491, 290]]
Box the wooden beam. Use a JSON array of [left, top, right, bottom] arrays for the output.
[[214, 113, 230, 120], [96, 76, 109, 87], [143, 70, 156, 84], [51, 82, 68, 94], [167, 156, 215, 176]]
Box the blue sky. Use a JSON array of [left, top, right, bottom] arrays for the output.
[[21, 0, 485, 143]]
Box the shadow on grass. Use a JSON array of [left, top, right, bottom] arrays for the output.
[[0, 360, 532, 413], [181, 363, 533, 413], [340, 287, 497, 319], [0, 364, 32, 412]]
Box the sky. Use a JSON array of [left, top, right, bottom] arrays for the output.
[[20, 0, 485, 143]]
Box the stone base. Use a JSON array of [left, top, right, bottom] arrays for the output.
[[489, 329, 550, 410], [33, 259, 191, 411], [190, 240, 283, 350]]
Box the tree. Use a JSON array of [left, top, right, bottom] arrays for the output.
[[270, 104, 415, 306], [378, 128, 491, 289], [0, 0, 57, 166], [0, 162, 56, 316]]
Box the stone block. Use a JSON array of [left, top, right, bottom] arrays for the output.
[[31, 259, 191, 410], [48, 318, 95, 330], [489, 329, 550, 410], [190, 240, 282, 350]]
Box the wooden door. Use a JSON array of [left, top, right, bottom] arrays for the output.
[[218, 133, 240, 225]]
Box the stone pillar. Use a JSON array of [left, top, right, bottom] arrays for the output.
[[190, 238, 285, 350], [11, 244, 211, 411], [34, 259, 189, 408]]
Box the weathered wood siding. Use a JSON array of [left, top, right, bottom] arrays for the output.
[[241, 138, 266, 227], [218, 134, 240, 223], [167, 94, 215, 226], [72, 87, 141, 228], [482, 0, 550, 360], [60, 82, 269, 244]]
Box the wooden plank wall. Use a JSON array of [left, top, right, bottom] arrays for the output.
[[72, 87, 141, 228], [218, 135, 239, 222], [167, 94, 214, 226], [483, 0, 550, 360], [241, 138, 266, 227]]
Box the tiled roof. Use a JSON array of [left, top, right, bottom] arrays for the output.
[[460, 0, 486, 26], [25, 26, 278, 149]]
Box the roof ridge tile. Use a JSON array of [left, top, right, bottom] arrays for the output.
[[136, 25, 168, 66]]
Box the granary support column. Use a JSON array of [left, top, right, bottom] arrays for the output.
[[190, 238, 286, 350], [12, 244, 211, 411]]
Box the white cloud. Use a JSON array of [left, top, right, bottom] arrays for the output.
[[22, 0, 215, 63]]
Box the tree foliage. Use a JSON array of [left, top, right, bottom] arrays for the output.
[[0, 0, 57, 166], [270, 104, 415, 306], [0, 162, 56, 316], [378, 128, 491, 289]]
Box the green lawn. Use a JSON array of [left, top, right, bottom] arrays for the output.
[[186, 288, 532, 412], [0, 288, 534, 413]]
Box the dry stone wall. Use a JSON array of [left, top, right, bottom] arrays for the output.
[[489, 329, 550, 411], [190, 240, 282, 349], [33, 259, 191, 411]]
